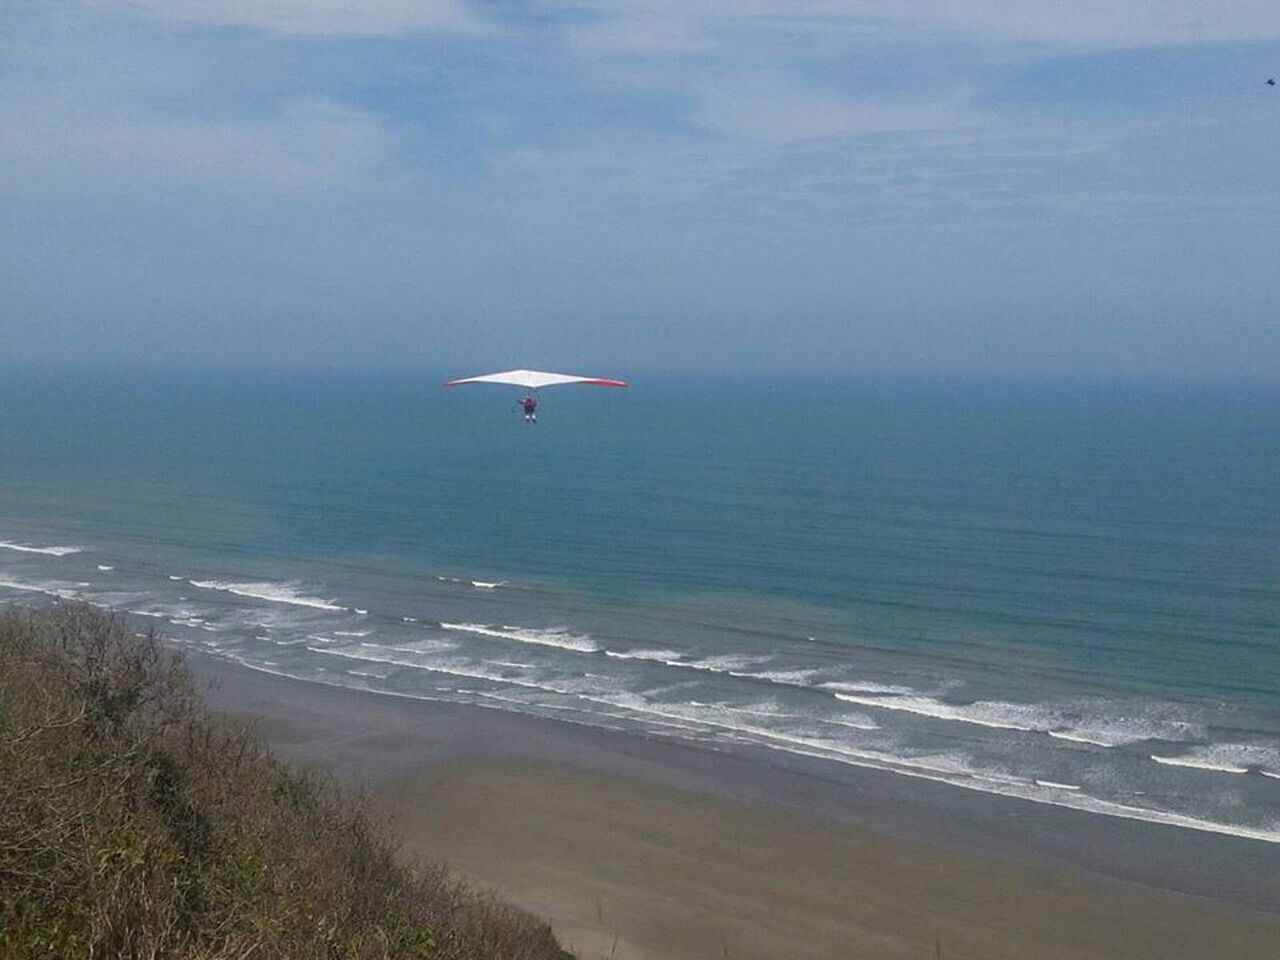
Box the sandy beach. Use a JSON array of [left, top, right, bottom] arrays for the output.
[[190, 655, 1280, 960]]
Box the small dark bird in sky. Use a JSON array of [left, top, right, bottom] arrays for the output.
[[1268, 78, 1277, 86]]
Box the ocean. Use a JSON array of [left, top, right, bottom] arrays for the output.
[[1, 367, 1277, 843]]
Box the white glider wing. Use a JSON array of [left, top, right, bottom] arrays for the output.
[[444, 368, 628, 389]]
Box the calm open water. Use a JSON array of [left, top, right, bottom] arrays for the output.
[[1, 368, 1277, 840]]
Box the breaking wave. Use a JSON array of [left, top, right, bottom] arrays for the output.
[[0, 576, 81, 600], [0, 541, 82, 557], [188, 580, 347, 612], [821, 680, 916, 695], [604, 648, 685, 664], [1151, 743, 1280, 777], [437, 576, 508, 589], [440, 622, 598, 653], [833, 692, 1205, 746]]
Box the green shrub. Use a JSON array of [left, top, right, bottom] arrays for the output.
[[0, 605, 573, 960]]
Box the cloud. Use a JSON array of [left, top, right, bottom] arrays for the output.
[[102, 98, 392, 186], [546, 0, 1280, 52], [5, 0, 1279, 375], [873, 0, 1280, 48], [4, 94, 392, 190], [696, 80, 974, 142], [565, 15, 710, 56], [99, 0, 488, 36]]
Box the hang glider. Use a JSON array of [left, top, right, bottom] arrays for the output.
[[444, 369, 628, 389]]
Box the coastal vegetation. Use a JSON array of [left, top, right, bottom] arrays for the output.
[[0, 605, 573, 960]]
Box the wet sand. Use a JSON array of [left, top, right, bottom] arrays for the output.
[[190, 655, 1280, 959]]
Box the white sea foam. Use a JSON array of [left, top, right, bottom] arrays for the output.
[[725, 699, 880, 732], [189, 580, 347, 612], [0, 541, 82, 556], [604, 648, 686, 665], [826, 712, 880, 732], [598, 697, 1277, 842], [354, 608, 368, 615], [905, 753, 1035, 789], [88, 590, 148, 608], [821, 680, 916, 696], [168, 575, 184, 580], [97, 565, 114, 571], [746, 668, 826, 686], [236, 607, 314, 631], [169, 618, 218, 632], [602, 650, 825, 691], [440, 622, 598, 653], [627, 712, 1280, 844], [214, 651, 1280, 845], [402, 616, 418, 623], [0, 576, 81, 600], [832, 692, 1048, 733], [1151, 743, 1280, 777], [433, 576, 508, 589], [573, 690, 859, 755], [224, 656, 721, 741], [314, 646, 565, 694], [1048, 713, 1204, 748], [663, 654, 775, 680], [833, 691, 1205, 747], [1047, 730, 1122, 747], [381, 639, 458, 655], [1037, 793, 1280, 844], [1152, 755, 1249, 774], [333, 630, 371, 637]]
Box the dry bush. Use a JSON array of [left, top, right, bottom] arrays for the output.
[[0, 605, 573, 960]]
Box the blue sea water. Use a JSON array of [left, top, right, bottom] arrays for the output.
[[1, 367, 1277, 841]]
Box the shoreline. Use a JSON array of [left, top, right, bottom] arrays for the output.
[[379, 761, 1280, 960], [188, 655, 1280, 919]]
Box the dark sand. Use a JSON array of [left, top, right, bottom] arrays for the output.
[[190, 656, 1280, 960]]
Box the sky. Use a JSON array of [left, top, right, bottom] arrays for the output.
[[3, 1, 1279, 377]]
